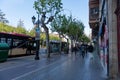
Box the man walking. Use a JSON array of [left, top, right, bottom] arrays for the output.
[[80, 42, 85, 58]]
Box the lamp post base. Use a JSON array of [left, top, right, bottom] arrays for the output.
[[35, 40, 40, 60]]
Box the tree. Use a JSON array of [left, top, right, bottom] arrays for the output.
[[16, 19, 27, 34], [16, 26, 27, 34], [33, 0, 63, 58], [29, 28, 35, 36], [80, 34, 91, 43], [0, 22, 27, 34], [51, 14, 72, 53], [51, 14, 86, 53], [0, 9, 9, 23], [51, 14, 63, 53], [17, 19, 24, 28], [49, 34, 60, 40]]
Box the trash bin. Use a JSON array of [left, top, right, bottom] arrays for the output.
[[0, 43, 9, 62]]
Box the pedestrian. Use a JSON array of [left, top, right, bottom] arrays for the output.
[[73, 45, 77, 55], [88, 43, 94, 53], [74, 46, 77, 55], [80, 42, 85, 58], [84, 42, 88, 56], [88, 43, 94, 60]]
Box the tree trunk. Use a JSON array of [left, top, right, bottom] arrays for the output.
[[45, 28, 50, 58], [71, 39, 73, 52], [41, 13, 51, 58], [42, 23, 50, 58]]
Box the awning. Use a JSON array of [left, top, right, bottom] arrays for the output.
[[98, 16, 106, 37]]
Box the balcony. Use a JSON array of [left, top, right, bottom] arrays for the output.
[[89, 0, 99, 38], [89, 0, 99, 8], [89, 0, 99, 27]]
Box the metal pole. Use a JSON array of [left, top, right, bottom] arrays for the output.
[[35, 14, 40, 60]]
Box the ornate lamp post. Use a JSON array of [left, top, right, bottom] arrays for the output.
[[32, 14, 40, 60]]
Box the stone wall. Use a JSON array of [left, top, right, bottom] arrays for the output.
[[107, 0, 118, 79]]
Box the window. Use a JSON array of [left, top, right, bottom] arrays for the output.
[[7, 38, 12, 46], [90, 7, 99, 15], [1, 38, 6, 43]]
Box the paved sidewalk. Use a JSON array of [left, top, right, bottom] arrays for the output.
[[0, 51, 107, 80]]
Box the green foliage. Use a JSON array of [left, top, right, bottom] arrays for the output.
[[40, 32, 60, 41], [28, 28, 35, 36], [16, 26, 27, 34], [51, 14, 73, 37], [51, 14, 85, 42], [50, 34, 60, 40], [0, 23, 15, 32], [68, 19, 84, 40], [34, 0, 63, 15], [0, 23, 29, 35], [0, 9, 9, 23], [0, 10, 28, 35], [34, 0, 63, 57], [40, 32, 46, 40], [60, 15, 72, 34], [51, 14, 64, 33], [80, 34, 91, 43]]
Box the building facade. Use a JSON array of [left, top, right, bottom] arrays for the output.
[[89, 0, 120, 79], [115, 0, 120, 73], [89, 0, 100, 60], [107, 0, 118, 79], [99, 0, 108, 76], [89, 0, 99, 39]]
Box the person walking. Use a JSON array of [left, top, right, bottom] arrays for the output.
[[88, 43, 94, 53], [80, 42, 85, 58], [88, 43, 94, 60], [73, 44, 79, 55], [84, 43, 88, 56]]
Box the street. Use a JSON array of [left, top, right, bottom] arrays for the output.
[[0, 50, 107, 80]]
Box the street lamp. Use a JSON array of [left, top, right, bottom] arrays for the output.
[[32, 16, 36, 24], [32, 14, 40, 60]]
